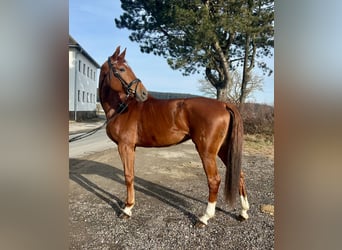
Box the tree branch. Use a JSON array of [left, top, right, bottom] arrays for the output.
[[158, 25, 171, 37], [248, 36, 257, 71], [205, 67, 219, 87]]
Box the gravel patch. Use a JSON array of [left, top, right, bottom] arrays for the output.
[[69, 142, 274, 249]]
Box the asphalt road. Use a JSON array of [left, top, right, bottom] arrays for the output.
[[69, 129, 116, 158]]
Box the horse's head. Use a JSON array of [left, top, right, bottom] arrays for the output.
[[100, 46, 148, 103]]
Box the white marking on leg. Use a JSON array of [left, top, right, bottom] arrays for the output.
[[199, 201, 217, 225], [122, 204, 134, 217], [240, 195, 250, 219]]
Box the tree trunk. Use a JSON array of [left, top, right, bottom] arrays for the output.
[[217, 86, 228, 102], [240, 34, 250, 104], [212, 38, 232, 102]]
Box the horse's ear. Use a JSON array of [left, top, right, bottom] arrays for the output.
[[112, 46, 121, 59], [118, 48, 126, 62]]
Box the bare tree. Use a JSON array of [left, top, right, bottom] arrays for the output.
[[198, 70, 263, 104]]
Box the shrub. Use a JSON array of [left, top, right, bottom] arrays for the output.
[[239, 103, 274, 139]]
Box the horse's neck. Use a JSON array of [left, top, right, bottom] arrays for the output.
[[100, 87, 125, 118], [100, 88, 158, 119]]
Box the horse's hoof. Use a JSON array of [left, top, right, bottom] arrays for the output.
[[194, 221, 207, 228], [237, 214, 247, 222], [119, 213, 131, 219]]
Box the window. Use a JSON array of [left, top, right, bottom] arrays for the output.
[[87, 66, 89, 77], [83, 64, 85, 74], [87, 93, 89, 103], [90, 69, 92, 79], [82, 91, 85, 102], [77, 90, 81, 102], [90, 93, 92, 103], [78, 60, 81, 72]]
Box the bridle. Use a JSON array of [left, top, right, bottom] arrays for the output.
[[69, 57, 142, 143], [107, 57, 141, 97]]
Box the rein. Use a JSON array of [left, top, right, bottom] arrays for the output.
[[68, 99, 130, 143], [68, 119, 108, 143]]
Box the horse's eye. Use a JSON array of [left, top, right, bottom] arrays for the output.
[[119, 68, 125, 72]]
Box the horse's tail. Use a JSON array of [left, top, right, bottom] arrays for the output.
[[224, 104, 244, 206]]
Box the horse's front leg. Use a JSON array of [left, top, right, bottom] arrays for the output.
[[197, 154, 221, 227], [118, 143, 136, 218]]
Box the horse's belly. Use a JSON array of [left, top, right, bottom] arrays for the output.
[[136, 131, 189, 147]]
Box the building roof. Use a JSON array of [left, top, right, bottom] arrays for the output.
[[69, 35, 100, 68]]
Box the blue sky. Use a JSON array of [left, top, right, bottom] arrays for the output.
[[69, 0, 274, 104]]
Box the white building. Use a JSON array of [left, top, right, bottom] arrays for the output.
[[69, 35, 100, 120]]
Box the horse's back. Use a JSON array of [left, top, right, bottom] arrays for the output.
[[143, 96, 232, 129], [183, 97, 231, 123], [133, 96, 234, 147]]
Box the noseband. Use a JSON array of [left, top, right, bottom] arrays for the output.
[[107, 57, 141, 97]]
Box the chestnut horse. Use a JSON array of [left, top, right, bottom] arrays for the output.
[[99, 47, 249, 227]]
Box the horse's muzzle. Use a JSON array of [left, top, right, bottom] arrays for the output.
[[135, 85, 148, 102]]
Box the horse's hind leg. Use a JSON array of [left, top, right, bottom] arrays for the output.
[[239, 171, 250, 220], [219, 147, 250, 220]]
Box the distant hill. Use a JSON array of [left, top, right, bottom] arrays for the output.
[[149, 91, 199, 99]]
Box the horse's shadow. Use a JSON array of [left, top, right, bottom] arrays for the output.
[[69, 158, 238, 225]]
